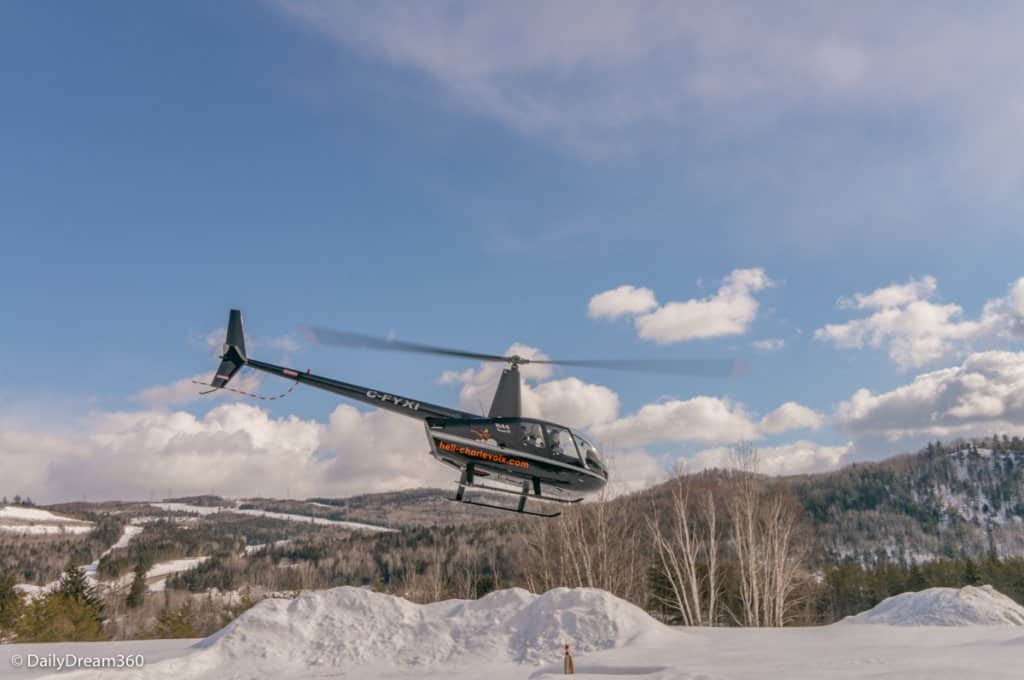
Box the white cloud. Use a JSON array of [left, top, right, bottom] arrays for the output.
[[588, 285, 658, 320], [635, 269, 774, 343], [687, 440, 852, 476], [836, 351, 1024, 442], [590, 268, 775, 344], [590, 394, 822, 448], [815, 275, 1021, 369], [759, 402, 824, 435], [591, 396, 758, 448], [751, 338, 785, 351], [600, 449, 667, 497], [838, 275, 938, 310], [531, 378, 620, 430], [0, 401, 453, 504], [319, 405, 453, 494], [1006, 278, 1024, 336]]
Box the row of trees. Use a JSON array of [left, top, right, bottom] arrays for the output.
[[820, 555, 1024, 620], [526, 447, 813, 627], [0, 564, 258, 642], [1, 496, 36, 506]]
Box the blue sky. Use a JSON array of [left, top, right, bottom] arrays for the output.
[[3, 2, 1023, 502]]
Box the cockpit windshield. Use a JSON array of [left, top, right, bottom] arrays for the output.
[[573, 433, 606, 474]]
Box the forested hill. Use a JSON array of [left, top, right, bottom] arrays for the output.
[[787, 436, 1024, 563]]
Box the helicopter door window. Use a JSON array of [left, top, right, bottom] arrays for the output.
[[546, 427, 579, 461], [521, 422, 544, 448]]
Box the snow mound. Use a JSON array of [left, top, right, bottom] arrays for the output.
[[200, 586, 663, 665], [135, 587, 668, 678], [844, 586, 1024, 626]]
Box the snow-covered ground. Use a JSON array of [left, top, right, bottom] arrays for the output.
[[243, 540, 290, 556], [4, 585, 1021, 680], [0, 506, 93, 535], [150, 502, 394, 533], [149, 503, 221, 517], [142, 558, 211, 592]]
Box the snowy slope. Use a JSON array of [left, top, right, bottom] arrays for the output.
[[843, 585, 1024, 626], [81, 525, 145, 581], [0, 507, 81, 522], [150, 502, 394, 532], [19, 586, 1024, 680], [0, 505, 93, 535]]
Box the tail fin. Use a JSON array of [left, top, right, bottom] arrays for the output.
[[211, 309, 247, 388]]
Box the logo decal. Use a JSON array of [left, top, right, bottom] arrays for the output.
[[435, 439, 529, 469]]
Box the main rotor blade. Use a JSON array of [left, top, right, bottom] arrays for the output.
[[302, 326, 743, 378], [531, 357, 745, 377], [303, 327, 511, 363]]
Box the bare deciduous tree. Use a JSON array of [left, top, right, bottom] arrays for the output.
[[523, 489, 646, 605], [727, 443, 808, 627], [647, 481, 721, 626]]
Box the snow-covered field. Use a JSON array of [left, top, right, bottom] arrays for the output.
[[150, 502, 394, 533], [0, 506, 93, 535], [2, 585, 1022, 680]]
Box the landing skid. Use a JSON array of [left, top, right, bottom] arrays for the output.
[[447, 464, 581, 518]]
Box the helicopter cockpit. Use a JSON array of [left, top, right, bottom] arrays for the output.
[[428, 417, 607, 477], [520, 421, 606, 475]]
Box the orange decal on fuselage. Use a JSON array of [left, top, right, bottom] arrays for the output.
[[436, 439, 529, 469]]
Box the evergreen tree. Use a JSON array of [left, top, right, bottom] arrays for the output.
[[154, 602, 198, 638], [57, 563, 104, 617], [906, 564, 927, 591], [963, 559, 982, 586], [0, 573, 23, 634], [15, 593, 108, 642], [126, 563, 147, 609]]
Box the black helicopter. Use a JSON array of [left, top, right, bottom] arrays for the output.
[[207, 310, 740, 517]]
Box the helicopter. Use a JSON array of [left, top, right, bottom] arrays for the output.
[[207, 310, 740, 517]]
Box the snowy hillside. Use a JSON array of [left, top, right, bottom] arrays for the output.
[[791, 437, 1024, 562], [18, 585, 1024, 680], [12, 522, 205, 599], [843, 585, 1024, 626], [0, 505, 93, 535], [151, 502, 394, 532]]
